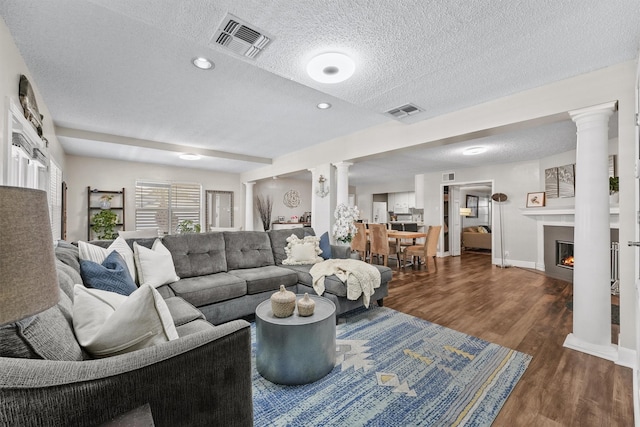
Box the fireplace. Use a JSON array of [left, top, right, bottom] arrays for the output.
[[556, 240, 574, 269]]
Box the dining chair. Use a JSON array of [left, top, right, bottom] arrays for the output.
[[402, 225, 442, 271], [351, 222, 369, 261], [368, 223, 392, 267]]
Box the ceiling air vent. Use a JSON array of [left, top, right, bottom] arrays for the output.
[[442, 172, 455, 182], [212, 14, 272, 59], [386, 103, 423, 119]]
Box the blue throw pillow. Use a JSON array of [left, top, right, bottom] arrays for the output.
[[80, 251, 137, 296], [319, 232, 331, 260]]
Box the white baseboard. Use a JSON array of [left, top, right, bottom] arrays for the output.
[[617, 344, 637, 369], [563, 333, 618, 361]]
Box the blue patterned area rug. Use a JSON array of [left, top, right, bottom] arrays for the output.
[[252, 306, 531, 426]]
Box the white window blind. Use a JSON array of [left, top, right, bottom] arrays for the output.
[[48, 160, 62, 240], [135, 181, 201, 234]]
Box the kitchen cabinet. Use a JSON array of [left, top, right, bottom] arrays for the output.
[[388, 191, 415, 213]]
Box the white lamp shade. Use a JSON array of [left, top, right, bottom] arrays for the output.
[[459, 208, 472, 217], [0, 186, 58, 325]]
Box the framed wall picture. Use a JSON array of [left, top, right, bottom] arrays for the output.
[[465, 195, 479, 218], [558, 164, 575, 198], [526, 192, 546, 208], [544, 167, 559, 199]]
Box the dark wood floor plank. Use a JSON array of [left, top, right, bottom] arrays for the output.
[[384, 253, 634, 426]]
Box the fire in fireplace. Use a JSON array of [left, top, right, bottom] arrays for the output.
[[556, 240, 574, 269]]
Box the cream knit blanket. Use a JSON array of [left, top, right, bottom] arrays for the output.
[[309, 259, 381, 308]]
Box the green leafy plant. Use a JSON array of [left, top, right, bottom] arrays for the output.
[[91, 209, 118, 240], [177, 219, 201, 234], [609, 176, 619, 194]]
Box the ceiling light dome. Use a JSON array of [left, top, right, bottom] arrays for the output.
[[179, 153, 201, 160], [463, 146, 487, 156], [307, 53, 355, 84], [192, 57, 213, 70], [317, 102, 332, 109]]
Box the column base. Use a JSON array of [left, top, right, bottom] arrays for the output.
[[563, 333, 618, 362]]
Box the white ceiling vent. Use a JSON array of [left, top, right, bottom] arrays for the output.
[[442, 172, 455, 182], [212, 14, 272, 59], [386, 103, 423, 119]]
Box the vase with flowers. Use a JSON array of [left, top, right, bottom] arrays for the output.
[[332, 203, 359, 244]]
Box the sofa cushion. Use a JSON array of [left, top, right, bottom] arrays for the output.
[[133, 240, 180, 288], [0, 292, 84, 361], [55, 241, 82, 273], [175, 318, 216, 336], [73, 284, 179, 358], [80, 251, 137, 296], [162, 232, 227, 278], [56, 259, 81, 300], [228, 266, 298, 295], [169, 273, 247, 307], [224, 231, 275, 270], [282, 234, 323, 265], [78, 237, 137, 282], [267, 228, 309, 265], [164, 296, 206, 327], [319, 232, 331, 260]]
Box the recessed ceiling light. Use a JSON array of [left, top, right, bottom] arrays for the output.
[[463, 146, 487, 156], [307, 53, 355, 84], [192, 57, 214, 70], [317, 102, 332, 109], [179, 153, 201, 160]]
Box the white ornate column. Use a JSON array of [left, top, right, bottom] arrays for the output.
[[333, 162, 352, 207], [244, 181, 256, 231], [564, 101, 617, 361]]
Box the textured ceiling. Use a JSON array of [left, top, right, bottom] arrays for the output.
[[1, 1, 638, 185]]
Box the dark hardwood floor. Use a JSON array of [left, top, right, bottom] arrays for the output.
[[383, 253, 633, 426]]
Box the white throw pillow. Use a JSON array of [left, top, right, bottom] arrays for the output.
[[78, 237, 136, 283], [133, 239, 180, 288], [119, 229, 159, 239], [282, 234, 323, 265], [72, 284, 178, 358]]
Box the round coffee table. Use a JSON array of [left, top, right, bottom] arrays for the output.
[[255, 294, 336, 385]]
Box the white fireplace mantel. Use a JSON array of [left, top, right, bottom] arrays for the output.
[[520, 206, 619, 271]]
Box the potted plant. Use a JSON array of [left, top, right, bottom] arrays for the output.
[[609, 176, 619, 204], [176, 219, 201, 234], [99, 194, 113, 209], [91, 209, 118, 240]]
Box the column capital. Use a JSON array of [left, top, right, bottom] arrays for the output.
[[332, 161, 353, 169], [243, 181, 256, 187], [569, 101, 617, 121]]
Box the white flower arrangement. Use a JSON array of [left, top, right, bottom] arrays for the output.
[[332, 203, 359, 243]]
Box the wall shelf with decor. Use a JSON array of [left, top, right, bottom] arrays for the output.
[[87, 187, 125, 240]]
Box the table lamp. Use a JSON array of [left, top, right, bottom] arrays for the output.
[[0, 186, 59, 325]]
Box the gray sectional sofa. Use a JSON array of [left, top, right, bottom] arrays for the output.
[[133, 227, 392, 324], [0, 227, 391, 426]]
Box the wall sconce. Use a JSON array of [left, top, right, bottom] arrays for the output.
[[316, 175, 329, 198]]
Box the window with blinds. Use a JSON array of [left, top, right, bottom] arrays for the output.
[[48, 160, 62, 240], [135, 181, 201, 235]]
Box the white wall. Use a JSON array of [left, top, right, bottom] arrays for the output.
[[65, 155, 243, 242], [0, 17, 65, 182], [253, 176, 312, 231]]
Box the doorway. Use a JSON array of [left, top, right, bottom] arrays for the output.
[[442, 181, 493, 259]]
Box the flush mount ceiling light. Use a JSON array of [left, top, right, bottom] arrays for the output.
[[179, 153, 201, 160], [462, 146, 487, 156], [317, 102, 332, 109], [192, 57, 214, 70], [307, 53, 355, 84]]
